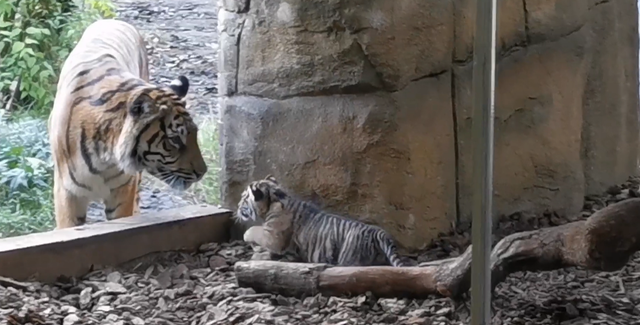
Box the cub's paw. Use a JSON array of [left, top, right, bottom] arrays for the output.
[[251, 251, 273, 261], [243, 225, 263, 244]]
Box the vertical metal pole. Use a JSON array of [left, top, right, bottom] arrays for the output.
[[470, 0, 497, 323]]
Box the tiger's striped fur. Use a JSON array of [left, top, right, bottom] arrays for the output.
[[48, 19, 207, 229], [235, 175, 406, 267]]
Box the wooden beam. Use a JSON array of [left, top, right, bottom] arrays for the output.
[[0, 204, 232, 283]]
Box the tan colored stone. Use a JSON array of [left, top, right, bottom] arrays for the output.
[[237, 0, 382, 99], [342, 0, 454, 91], [453, 0, 526, 62], [454, 29, 589, 222], [525, 0, 588, 43], [221, 74, 456, 251], [581, 1, 640, 194]]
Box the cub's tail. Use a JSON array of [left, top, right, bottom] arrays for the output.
[[375, 230, 406, 267]]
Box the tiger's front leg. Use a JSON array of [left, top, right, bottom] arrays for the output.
[[53, 171, 90, 229], [104, 173, 141, 220]]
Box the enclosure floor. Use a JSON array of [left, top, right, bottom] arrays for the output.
[[86, 0, 220, 223], [3, 180, 640, 324]]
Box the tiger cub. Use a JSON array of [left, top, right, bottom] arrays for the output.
[[235, 175, 407, 267], [48, 19, 207, 229]]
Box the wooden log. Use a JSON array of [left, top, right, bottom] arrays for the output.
[[235, 198, 640, 299]]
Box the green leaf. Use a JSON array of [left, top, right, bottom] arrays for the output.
[[21, 47, 34, 57], [39, 28, 50, 36], [11, 41, 24, 53], [9, 28, 19, 38], [24, 37, 37, 45], [39, 70, 50, 79], [29, 64, 38, 76], [25, 27, 40, 35], [0, 21, 12, 28], [25, 56, 35, 68]]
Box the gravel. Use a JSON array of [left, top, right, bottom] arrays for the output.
[[4, 178, 640, 324]]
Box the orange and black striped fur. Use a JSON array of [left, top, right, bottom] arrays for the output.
[[235, 175, 407, 267], [48, 19, 207, 229]]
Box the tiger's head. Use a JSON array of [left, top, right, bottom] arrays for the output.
[[116, 76, 207, 191], [235, 175, 287, 224]]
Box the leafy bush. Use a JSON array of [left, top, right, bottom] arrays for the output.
[[0, 118, 55, 237], [0, 0, 115, 237], [188, 117, 222, 206], [0, 0, 115, 116]]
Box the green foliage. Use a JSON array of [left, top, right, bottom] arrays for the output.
[[188, 117, 222, 206], [0, 0, 115, 237], [0, 118, 55, 237], [0, 0, 115, 116]]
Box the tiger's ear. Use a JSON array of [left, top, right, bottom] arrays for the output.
[[129, 92, 156, 118], [250, 183, 265, 201], [169, 76, 189, 98], [265, 174, 278, 184]]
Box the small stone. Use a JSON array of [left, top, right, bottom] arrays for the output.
[[199, 242, 219, 252], [60, 305, 78, 314], [105, 282, 127, 294], [105, 313, 119, 321], [131, 317, 145, 325], [156, 269, 173, 289], [63, 314, 81, 325], [97, 295, 114, 305], [172, 264, 189, 279], [106, 271, 123, 284], [79, 287, 93, 309], [565, 303, 580, 316], [208, 256, 228, 269], [96, 305, 113, 312]]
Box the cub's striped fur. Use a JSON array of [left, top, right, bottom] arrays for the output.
[[235, 175, 406, 267], [48, 19, 207, 229]]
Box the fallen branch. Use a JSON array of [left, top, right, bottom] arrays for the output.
[[235, 198, 640, 299]]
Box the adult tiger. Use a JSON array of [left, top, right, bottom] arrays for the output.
[[235, 175, 407, 267], [48, 19, 207, 229]]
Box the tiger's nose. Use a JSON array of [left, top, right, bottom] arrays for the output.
[[192, 161, 207, 181]]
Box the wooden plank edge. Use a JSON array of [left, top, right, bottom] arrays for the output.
[[0, 204, 233, 283]]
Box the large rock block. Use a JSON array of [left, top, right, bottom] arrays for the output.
[[342, 0, 454, 90], [454, 29, 589, 222], [237, 0, 383, 99], [525, 0, 588, 43], [221, 73, 457, 251], [581, 1, 640, 194], [237, 0, 454, 98]]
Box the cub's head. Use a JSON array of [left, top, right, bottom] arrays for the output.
[[117, 76, 207, 191], [235, 175, 287, 224]]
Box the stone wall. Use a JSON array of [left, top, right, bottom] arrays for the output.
[[217, 0, 640, 251]]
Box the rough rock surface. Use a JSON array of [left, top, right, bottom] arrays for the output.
[[3, 181, 640, 324], [219, 0, 639, 250], [85, 0, 220, 223]]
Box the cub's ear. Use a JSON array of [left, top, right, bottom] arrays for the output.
[[129, 92, 156, 118], [265, 174, 278, 184], [169, 76, 189, 98], [250, 183, 265, 201]]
